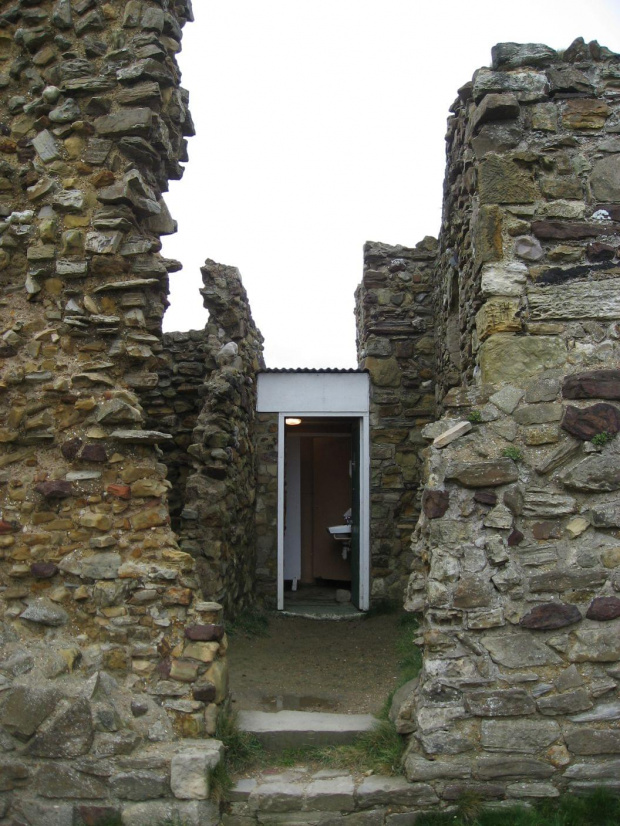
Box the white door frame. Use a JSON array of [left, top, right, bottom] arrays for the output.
[[277, 411, 370, 611]]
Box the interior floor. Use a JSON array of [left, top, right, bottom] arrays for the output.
[[283, 580, 362, 619]]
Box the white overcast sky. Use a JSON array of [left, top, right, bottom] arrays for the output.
[[162, 1, 620, 368]]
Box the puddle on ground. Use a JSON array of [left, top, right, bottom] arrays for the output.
[[258, 694, 339, 712]]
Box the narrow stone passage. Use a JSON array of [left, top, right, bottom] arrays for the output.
[[228, 613, 403, 715]]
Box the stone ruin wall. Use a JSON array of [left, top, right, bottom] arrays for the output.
[[1, 5, 620, 821], [0, 2, 229, 824], [398, 39, 620, 804], [355, 239, 438, 602], [174, 260, 265, 617]]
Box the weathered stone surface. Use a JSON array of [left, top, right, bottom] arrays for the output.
[[479, 335, 566, 385], [473, 68, 548, 102], [26, 699, 94, 758], [565, 728, 620, 754], [110, 771, 168, 801], [479, 155, 538, 204], [567, 624, 620, 662], [562, 449, 620, 492], [586, 597, 620, 621], [476, 757, 554, 779], [491, 42, 557, 70], [34, 480, 73, 499], [422, 489, 450, 519], [404, 754, 470, 781], [446, 458, 518, 488], [0, 685, 61, 741], [519, 603, 581, 630], [20, 598, 69, 627], [481, 719, 560, 753], [537, 690, 593, 716], [476, 297, 521, 339], [591, 155, 620, 202], [482, 634, 562, 668], [562, 403, 620, 441], [522, 489, 577, 517], [465, 689, 535, 716], [530, 220, 605, 240], [170, 744, 222, 799], [357, 776, 438, 808], [563, 369, 620, 400], [480, 261, 528, 296], [528, 280, 620, 321]]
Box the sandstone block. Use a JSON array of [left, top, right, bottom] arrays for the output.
[[479, 155, 538, 204], [446, 458, 518, 488], [479, 335, 566, 385]]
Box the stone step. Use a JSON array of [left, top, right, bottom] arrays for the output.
[[238, 710, 377, 750], [222, 768, 436, 825]]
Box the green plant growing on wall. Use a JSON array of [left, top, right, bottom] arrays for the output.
[[467, 410, 483, 423], [502, 446, 523, 462], [591, 431, 612, 447]]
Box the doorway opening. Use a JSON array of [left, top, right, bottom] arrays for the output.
[[283, 417, 357, 612]]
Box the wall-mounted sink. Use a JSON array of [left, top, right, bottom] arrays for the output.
[[328, 525, 351, 540]]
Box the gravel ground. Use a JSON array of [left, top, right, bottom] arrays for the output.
[[228, 612, 404, 715]]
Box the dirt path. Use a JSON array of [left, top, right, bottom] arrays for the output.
[[228, 612, 404, 715]]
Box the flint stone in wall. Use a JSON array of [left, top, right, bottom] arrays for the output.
[[565, 728, 620, 754], [482, 634, 562, 668], [422, 489, 450, 518], [563, 369, 620, 400], [561, 403, 620, 441], [519, 603, 581, 630], [481, 719, 560, 753], [586, 596, 620, 621], [446, 458, 518, 487], [528, 280, 620, 321], [479, 335, 566, 385], [0, 685, 61, 740]]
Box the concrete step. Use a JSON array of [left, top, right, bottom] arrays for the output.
[[222, 767, 436, 825], [238, 710, 377, 750]]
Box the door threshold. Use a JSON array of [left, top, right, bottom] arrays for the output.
[[281, 602, 365, 621]]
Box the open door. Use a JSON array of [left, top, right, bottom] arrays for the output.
[[350, 417, 361, 609]]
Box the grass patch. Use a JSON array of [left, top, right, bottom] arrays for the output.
[[215, 707, 265, 772], [396, 611, 423, 684], [415, 788, 620, 826], [225, 608, 270, 638], [257, 719, 405, 776]]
